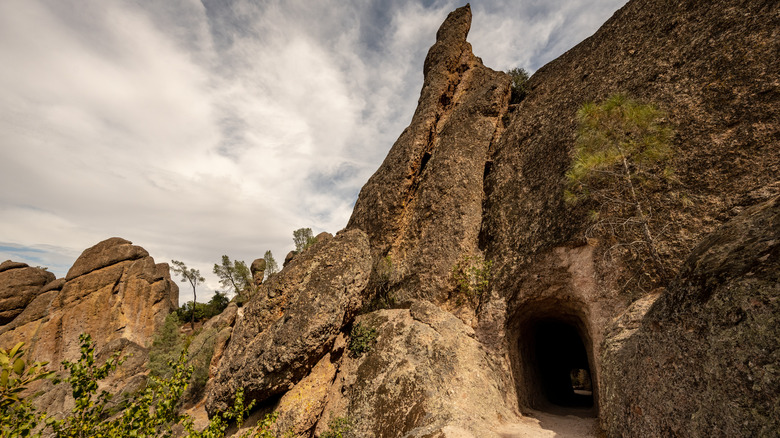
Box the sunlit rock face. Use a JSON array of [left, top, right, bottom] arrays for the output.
[[0, 237, 178, 417], [0, 261, 55, 325], [347, 4, 511, 305]]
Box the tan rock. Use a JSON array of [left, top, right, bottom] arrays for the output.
[[347, 4, 511, 304], [0, 237, 178, 417], [0, 262, 55, 325], [205, 229, 371, 415]]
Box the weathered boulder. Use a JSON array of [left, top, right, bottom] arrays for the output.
[[0, 237, 178, 416], [0, 261, 55, 325], [316, 301, 521, 438], [601, 196, 780, 437], [250, 258, 266, 286], [347, 4, 511, 304], [205, 229, 371, 415]]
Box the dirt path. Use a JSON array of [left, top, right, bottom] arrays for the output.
[[495, 409, 599, 438]]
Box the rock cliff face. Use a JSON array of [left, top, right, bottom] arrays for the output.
[[601, 197, 779, 436], [347, 5, 510, 304], [201, 1, 777, 437], [0, 237, 178, 415]]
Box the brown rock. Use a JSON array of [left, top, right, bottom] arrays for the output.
[[0, 237, 178, 417], [273, 352, 338, 437], [601, 197, 780, 436], [0, 262, 55, 325], [205, 229, 371, 415], [65, 237, 148, 281], [347, 4, 511, 304], [317, 301, 521, 437], [250, 258, 266, 286]]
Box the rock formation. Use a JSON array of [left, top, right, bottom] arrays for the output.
[[0, 237, 178, 416], [0, 261, 55, 325], [347, 4, 511, 304], [198, 1, 778, 436], [206, 229, 372, 414], [1, 0, 777, 436], [601, 196, 779, 436], [250, 258, 266, 287]]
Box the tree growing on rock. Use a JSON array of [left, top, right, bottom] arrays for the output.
[[263, 250, 278, 280], [565, 93, 675, 284], [507, 67, 530, 104], [292, 228, 316, 253], [171, 260, 206, 331], [213, 255, 253, 300]]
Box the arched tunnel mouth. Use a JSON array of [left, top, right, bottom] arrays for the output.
[[509, 300, 598, 417], [532, 319, 594, 408]]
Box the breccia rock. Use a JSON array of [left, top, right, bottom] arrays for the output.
[[205, 229, 371, 415], [347, 4, 511, 304], [0, 262, 55, 325], [601, 196, 780, 437]]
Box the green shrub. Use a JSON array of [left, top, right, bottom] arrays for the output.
[[507, 67, 530, 104], [451, 255, 492, 303], [320, 416, 353, 438], [348, 324, 377, 358], [2, 334, 282, 437], [565, 93, 675, 284]]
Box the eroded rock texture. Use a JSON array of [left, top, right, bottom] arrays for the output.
[[315, 300, 521, 438], [601, 197, 780, 437], [0, 237, 178, 416], [347, 4, 511, 304], [0, 261, 55, 325], [205, 229, 371, 415]]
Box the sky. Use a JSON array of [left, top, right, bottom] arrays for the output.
[[0, 0, 627, 303]]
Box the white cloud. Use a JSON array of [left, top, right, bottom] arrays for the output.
[[0, 0, 628, 303]]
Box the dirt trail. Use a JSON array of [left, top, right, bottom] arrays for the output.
[[495, 409, 598, 438]]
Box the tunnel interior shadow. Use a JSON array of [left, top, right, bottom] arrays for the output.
[[509, 299, 598, 418]]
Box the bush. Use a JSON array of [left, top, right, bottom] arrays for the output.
[[451, 255, 492, 303], [348, 324, 377, 358], [320, 416, 353, 438], [2, 334, 281, 437], [507, 67, 530, 104]]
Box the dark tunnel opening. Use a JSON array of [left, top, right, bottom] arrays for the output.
[[509, 299, 598, 417], [532, 319, 594, 409]]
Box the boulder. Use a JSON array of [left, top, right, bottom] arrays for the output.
[[347, 4, 511, 304], [316, 301, 521, 437], [205, 229, 371, 415], [601, 196, 780, 437], [250, 258, 266, 286], [0, 262, 55, 325]]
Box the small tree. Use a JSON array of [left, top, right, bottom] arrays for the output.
[[565, 93, 674, 283], [263, 250, 278, 280], [213, 256, 252, 299], [292, 228, 316, 253], [171, 260, 206, 331], [507, 67, 530, 104]]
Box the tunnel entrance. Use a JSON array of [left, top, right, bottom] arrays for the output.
[[509, 299, 597, 417], [532, 319, 593, 408]]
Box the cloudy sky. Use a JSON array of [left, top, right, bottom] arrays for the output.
[[0, 0, 627, 303]]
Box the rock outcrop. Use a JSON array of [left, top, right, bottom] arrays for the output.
[[0, 261, 55, 325], [205, 229, 371, 415], [250, 258, 266, 287], [0, 237, 178, 416], [315, 300, 520, 438], [347, 4, 511, 304], [200, 1, 778, 436], [601, 196, 780, 437]]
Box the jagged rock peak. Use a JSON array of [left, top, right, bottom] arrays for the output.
[[347, 3, 510, 304]]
